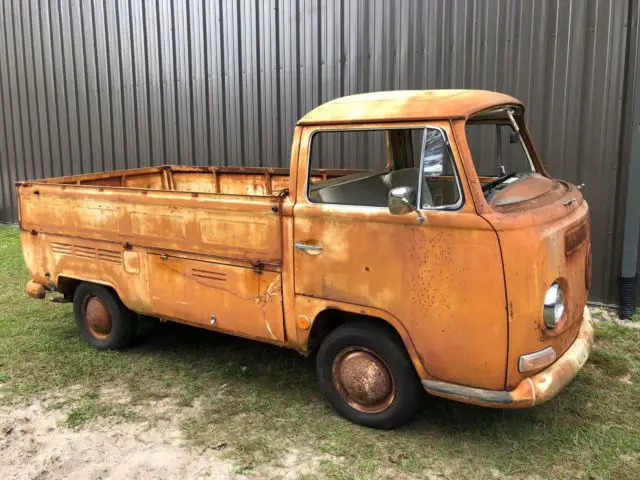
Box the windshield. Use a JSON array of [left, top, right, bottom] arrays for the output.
[[465, 108, 535, 172], [465, 108, 534, 197]]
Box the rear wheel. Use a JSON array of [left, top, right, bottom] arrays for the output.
[[73, 283, 137, 350], [317, 321, 422, 429]]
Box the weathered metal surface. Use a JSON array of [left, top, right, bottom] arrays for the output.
[[83, 296, 112, 340], [292, 119, 509, 391], [291, 294, 429, 380], [17, 168, 289, 344], [480, 191, 590, 390], [25, 280, 45, 299], [298, 90, 521, 125], [19, 89, 593, 409], [332, 347, 396, 414], [565, 220, 588, 257], [487, 174, 562, 211], [422, 307, 593, 408]]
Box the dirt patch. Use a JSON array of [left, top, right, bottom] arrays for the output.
[[0, 388, 329, 480], [252, 448, 340, 479]]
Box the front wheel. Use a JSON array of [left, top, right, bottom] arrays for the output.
[[316, 321, 422, 429]]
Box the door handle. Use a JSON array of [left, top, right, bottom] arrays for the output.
[[295, 242, 323, 255]]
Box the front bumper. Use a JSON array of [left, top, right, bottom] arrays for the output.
[[422, 306, 594, 408]]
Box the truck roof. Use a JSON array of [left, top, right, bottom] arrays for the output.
[[297, 89, 522, 126]]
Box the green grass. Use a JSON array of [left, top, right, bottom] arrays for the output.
[[1, 224, 639, 478], [62, 390, 141, 428]]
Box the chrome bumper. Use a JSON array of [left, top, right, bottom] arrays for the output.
[[422, 306, 594, 408]]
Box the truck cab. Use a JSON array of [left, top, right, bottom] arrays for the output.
[[19, 90, 593, 429]]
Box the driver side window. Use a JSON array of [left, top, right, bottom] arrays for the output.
[[308, 127, 461, 210]]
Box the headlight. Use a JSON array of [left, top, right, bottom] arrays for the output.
[[543, 283, 565, 328]]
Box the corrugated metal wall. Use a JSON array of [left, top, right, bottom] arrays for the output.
[[0, 0, 635, 303]]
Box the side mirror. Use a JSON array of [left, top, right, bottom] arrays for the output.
[[388, 185, 417, 213], [389, 187, 425, 223]]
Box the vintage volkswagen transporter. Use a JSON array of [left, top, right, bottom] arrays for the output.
[[18, 90, 593, 428]]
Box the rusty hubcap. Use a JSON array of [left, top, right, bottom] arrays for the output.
[[332, 347, 396, 413], [83, 296, 112, 340]]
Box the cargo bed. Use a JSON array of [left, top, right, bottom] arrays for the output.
[[29, 165, 359, 197]]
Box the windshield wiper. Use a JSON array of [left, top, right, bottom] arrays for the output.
[[482, 171, 517, 193]]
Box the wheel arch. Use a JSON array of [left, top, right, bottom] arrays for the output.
[[56, 274, 136, 311], [296, 296, 428, 379]]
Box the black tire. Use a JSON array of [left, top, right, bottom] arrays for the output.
[[73, 282, 137, 350], [317, 321, 422, 429]]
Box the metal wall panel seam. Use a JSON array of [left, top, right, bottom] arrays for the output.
[[2, 1, 21, 221], [16, 0, 37, 181]]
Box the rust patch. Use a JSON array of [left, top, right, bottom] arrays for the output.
[[123, 250, 141, 274], [298, 90, 522, 125], [26, 281, 46, 299], [332, 347, 396, 414], [84, 296, 112, 340], [422, 307, 593, 408], [565, 220, 587, 256], [487, 174, 570, 212]]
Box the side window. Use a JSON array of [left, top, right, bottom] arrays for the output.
[[420, 128, 461, 209], [311, 130, 388, 170], [308, 130, 395, 208], [307, 128, 461, 210]]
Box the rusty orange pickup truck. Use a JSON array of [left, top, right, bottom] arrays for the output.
[[18, 90, 593, 429]]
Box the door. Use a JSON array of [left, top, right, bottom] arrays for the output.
[[292, 123, 509, 391]]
